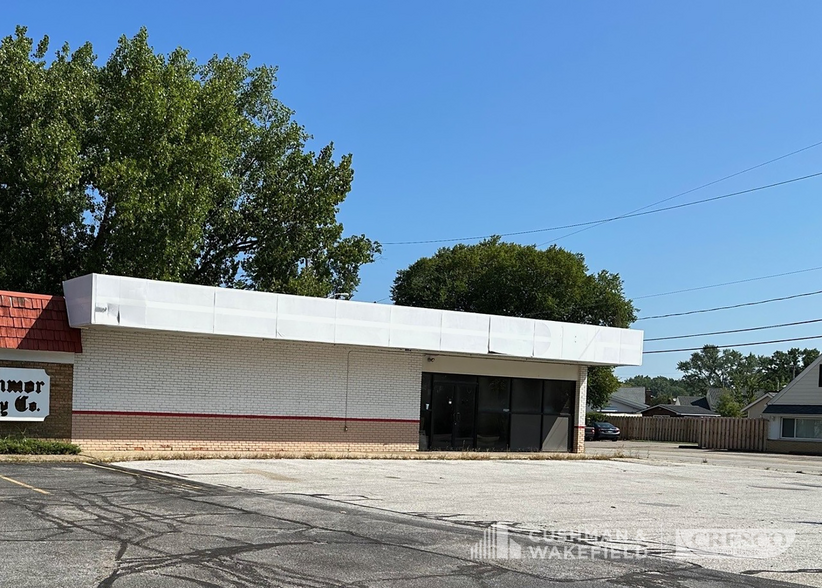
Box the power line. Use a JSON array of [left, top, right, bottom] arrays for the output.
[[633, 265, 822, 300], [537, 138, 822, 247], [644, 334, 822, 354], [645, 318, 822, 342], [637, 289, 822, 321], [382, 171, 822, 246]]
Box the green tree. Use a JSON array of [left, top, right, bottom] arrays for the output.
[[759, 348, 820, 391], [0, 26, 378, 296], [715, 392, 742, 418], [587, 365, 621, 409], [391, 238, 637, 405], [676, 345, 762, 400], [622, 375, 688, 401]]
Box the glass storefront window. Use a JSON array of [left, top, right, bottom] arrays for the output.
[[511, 378, 542, 413], [478, 377, 510, 412], [543, 380, 573, 414]]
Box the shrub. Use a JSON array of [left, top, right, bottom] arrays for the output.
[[0, 436, 81, 455]]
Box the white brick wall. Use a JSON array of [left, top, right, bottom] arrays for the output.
[[73, 330, 423, 420]]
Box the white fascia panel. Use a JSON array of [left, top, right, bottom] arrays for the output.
[[560, 323, 599, 363], [488, 315, 535, 357], [214, 288, 279, 339], [134, 278, 214, 333], [276, 294, 336, 344], [440, 310, 489, 354], [533, 321, 561, 359], [389, 305, 442, 350], [62, 274, 94, 327], [335, 301, 392, 347], [61, 274, 645, 367], [618, 329, 644, 366]]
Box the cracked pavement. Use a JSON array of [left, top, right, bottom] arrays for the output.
[[0, 462, 810, 587]]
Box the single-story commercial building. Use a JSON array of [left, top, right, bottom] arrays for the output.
[[0, 274, 643, 453], [763, 356, 822, 455]]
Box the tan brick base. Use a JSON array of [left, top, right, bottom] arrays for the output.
[[72, 412, 419, 452]]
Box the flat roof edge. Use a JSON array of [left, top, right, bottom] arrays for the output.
[[62, 273, 644, 367]]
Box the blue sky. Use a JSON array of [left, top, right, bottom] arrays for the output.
[[5, 1, 822, 380]]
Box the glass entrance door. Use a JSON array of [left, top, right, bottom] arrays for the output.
[[430, 380, 477, 450]]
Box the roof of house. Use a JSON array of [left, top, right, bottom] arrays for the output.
[[642, 404, 719, 416], [741, 392, 776, 413], [62, 274, 645, 366], [766, 353, 822, 408], [601, 396, 648, 413], [0, 291, 82, 353], [675, 396, 711, 411], [613, 387, 647, 406], [762, 404, 822, 415]]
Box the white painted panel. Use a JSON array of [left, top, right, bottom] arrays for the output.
[[561, 323, 598, 362], [335, 301, 392, 347], [593, 327, 622, 364], [107, 275, 144, 327], [533, 321, 559, 359], [214, 289, 279, 338], [276, 294, 336, 343], [61, 274, 646, 367], [618, 329, 644, 366], [440, 311, 489, 354], [62, 275, 94, 327], [389, 306, 442, 350], [139, 279, 214, 333], [488, 315, 535, 357]]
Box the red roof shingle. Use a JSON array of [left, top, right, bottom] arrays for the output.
[[0, 291, 82, 353]]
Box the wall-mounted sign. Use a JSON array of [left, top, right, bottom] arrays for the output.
[[0, 368, 50, 422]]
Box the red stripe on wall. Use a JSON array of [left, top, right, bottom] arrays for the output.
[[72, 409, 419, 424]]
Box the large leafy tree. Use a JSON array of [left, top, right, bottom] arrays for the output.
[[622, 375, 689, 404], [391, 238, 637, 408], [0, 27, 378, 296], [759, 348, 820, 391]]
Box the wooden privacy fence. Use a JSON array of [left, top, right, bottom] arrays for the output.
[[605, 416, 700, 443], [602, 416, 768, 451], [698, 417, 768, 452]]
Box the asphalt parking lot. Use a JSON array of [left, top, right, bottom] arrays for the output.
[[123, 450, 822, 588], [0, 462, 809, 587]]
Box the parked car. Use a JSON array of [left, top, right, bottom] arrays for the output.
[[593, 422, 620, 441], [584, 425, 595, 441]]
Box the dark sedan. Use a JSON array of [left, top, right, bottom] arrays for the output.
[[584, 425, 595, 441], [593, 421, 620, 441]]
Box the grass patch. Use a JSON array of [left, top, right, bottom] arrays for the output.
[[89, 449, 633, 462], [0, 436, 81, 455]]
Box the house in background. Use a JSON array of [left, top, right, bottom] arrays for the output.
[[675, 388, 724, 412], [641, 404, 719, 418], [594, 386, 648, 415], [742, 392, 776, 419], [763, 355, 822, 455]]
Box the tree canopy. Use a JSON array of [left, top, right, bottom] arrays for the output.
[[622, 375, 689, 404], [0, 26, 378, 296], [391, 238, 637, 408], [629, 345, 820, 407]]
